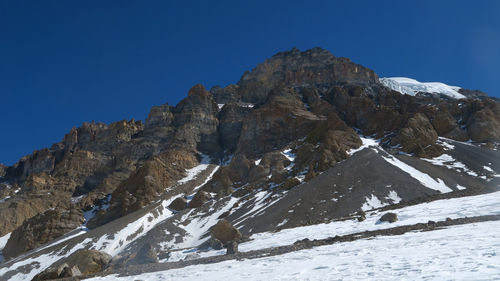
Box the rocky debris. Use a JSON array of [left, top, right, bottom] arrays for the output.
[[210, 219, 242, 244], [188, 190, 212, 208], [226, 241, 239, 255], [128, 243, 159, 265], [379, 212, 398, 223], [168, 197, 188, 211], [3, 208, 84, 258]]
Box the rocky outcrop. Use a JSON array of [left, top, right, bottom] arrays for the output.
[[392, 113, 442, 157], [33, 250, 111, 280], [210, 219, 242, 244], [3, 208, 84, 258], [0, 164, 6, 177], [168, 197, 188, 211], [232, 47, 378, 104], [467, 101, 500, 142]]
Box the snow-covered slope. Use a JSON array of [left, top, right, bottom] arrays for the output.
[[86, 220, 500, 281], [380, 77, 466, 99]]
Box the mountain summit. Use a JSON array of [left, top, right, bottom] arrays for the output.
[[1, 47, 499, 280]]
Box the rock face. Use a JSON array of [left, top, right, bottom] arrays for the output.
[[3, 208, 84, 258], [210, 219, 242, 244]]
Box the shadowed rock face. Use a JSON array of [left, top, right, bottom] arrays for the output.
[[1, 47, 499, 260]]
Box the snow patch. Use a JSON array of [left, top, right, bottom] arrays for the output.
[[380, 77, 466, 99], [348, 136, 379, 155], [361, 194, 385, 211], [382, 155, 453, 193], [178, 155, 211, 184]]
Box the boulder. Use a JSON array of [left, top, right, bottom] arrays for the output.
[[33, 250, 110, 280], [379, 212, 398, 223], [188, 190, 211, 208], [128, 242, 159, 265], [210, 219, 242, 244], [168, 197, 188, 211]]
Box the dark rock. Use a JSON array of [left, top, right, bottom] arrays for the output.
[[210, 219, 242, 244], [168, 197, 188, 211], [188, 190, 212, 208], [379, 212, 398, 223]]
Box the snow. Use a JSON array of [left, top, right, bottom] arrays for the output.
[[0, 238, 93, 281], [162, 190, 500, 263], [348, 136, 379, 155], [385, 190, 402, 204], [92, 199, 175, 256], [254, 159, 262, 166], [281, 149, 296, 171], [361, 194, 385, 211], [281, 149, 295, 162], [422, 154, 481, 180], [217, 104, 224, 110], [86, 220, 500, 281], [178, 155, 211, 184], [382, 154, 453, 193], [380, 77, 466, 99], [173, 197, 239, 249], [0, 233, 11, 263]]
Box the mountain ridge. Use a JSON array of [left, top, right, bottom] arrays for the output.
[[1, 47, 499, 280]]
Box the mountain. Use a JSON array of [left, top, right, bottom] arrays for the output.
[[0, 47, 499, 280]]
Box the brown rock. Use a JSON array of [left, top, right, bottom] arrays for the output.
[[62, 249, 111, 275], [168, 197, 187, 211], [3, 208, 84, 258], [393, 113, 440, 157], [210, 219, 242, 244], [188, 190, 211, 208]]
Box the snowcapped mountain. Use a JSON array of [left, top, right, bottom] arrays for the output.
[[380, 77, 466, 99], [0, 47, 499, 280]]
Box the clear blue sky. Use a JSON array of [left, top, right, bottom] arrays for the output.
[[1, 0, 499, 166]]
